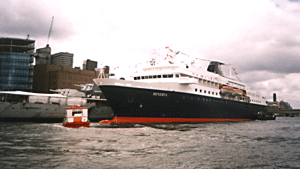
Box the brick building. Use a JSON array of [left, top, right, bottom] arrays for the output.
[[33, 64, 98, 93], [51, 52, 73, 68]]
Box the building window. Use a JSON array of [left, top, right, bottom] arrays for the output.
[[195, 88, 197, 92]]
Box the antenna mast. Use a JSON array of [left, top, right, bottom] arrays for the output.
[[47, 16, 54, 46]]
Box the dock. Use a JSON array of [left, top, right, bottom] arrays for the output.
[[268, 109, 300, 117]]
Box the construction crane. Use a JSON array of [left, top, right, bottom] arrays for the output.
[[47, 16, 54, 46]]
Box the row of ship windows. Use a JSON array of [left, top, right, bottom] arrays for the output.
[[251, 100, 262, 103], [184, 96, 244, 105], [134, 74, 180, 80], [134, 74, 221, 89], [195, 88, 218, 96], [195, 88, 262, 104]]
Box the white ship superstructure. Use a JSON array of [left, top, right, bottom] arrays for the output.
[[102, 47, 266, 105]]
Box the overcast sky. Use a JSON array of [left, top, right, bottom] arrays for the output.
[[1, 0, 300, 108]]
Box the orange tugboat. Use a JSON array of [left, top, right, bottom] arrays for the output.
[[63, 105, 90, 128]]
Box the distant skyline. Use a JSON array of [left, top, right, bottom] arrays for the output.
[[1, 0, 300, 108]]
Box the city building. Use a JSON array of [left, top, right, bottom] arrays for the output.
[[51, 52, 73, 68], [34, 45, 51, 65], [0, 37, 35, 91], [33, 64, 98, 93], [267, 93, 293, 110], [83, 59, 98, 71]]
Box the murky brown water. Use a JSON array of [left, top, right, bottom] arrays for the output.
[[1, 117, 300, 168]]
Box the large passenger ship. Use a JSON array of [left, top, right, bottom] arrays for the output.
[[94, 47, 268, 124]]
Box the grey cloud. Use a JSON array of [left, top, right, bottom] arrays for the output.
[[238, 71, 286, 84], [0, 1, 76, 41], [272, 35, 300, 47]]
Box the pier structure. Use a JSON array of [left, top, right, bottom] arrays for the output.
[[268, 109, 300, 117]]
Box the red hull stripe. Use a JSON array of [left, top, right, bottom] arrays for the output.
[[99, 117, 251, 124], [63, 122, 90, 128]]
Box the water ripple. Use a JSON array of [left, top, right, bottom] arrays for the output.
[[0, 117, 300, 168]]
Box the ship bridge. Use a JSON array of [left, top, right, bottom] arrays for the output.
[[207, 61, 225, 76]]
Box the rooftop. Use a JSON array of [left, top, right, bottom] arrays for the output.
[[0, 37, 35, 53]]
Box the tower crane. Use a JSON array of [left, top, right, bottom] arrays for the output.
[[47, 16, 54, 46]]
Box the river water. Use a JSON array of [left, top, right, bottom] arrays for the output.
[[0, 117, 300, 169]]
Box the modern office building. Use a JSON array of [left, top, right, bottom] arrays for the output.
[[33, 64, 98, 93], [83, 59, 98, 71], [51, 52, 73, 68], [0, 37, 35, 91]]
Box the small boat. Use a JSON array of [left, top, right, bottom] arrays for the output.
[[254, 111, 276, 120], [63, 105, 90, 128], [219, 85, 245, 96]]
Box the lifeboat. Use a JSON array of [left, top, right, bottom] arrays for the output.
[[63, 105, 90, 128], [219, 85, 245, 96]]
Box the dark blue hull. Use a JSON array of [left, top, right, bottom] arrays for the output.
[[99, 85, 268, 122]]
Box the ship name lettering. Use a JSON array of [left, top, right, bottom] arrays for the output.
[[153, 92, 167, 97]]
